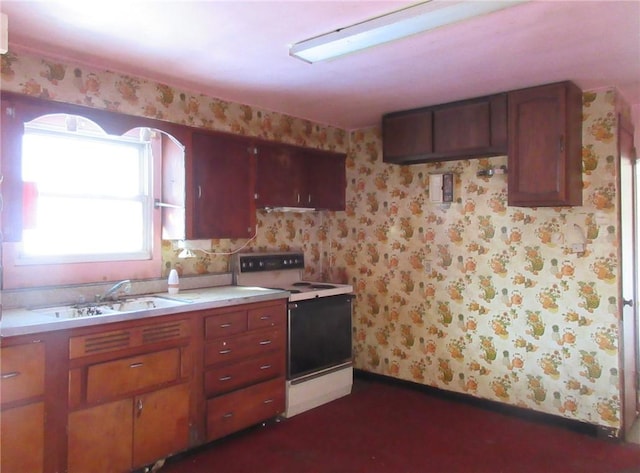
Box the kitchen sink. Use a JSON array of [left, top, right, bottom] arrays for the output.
[[32, 296, 189, 319], [107, 296, 188, 312]]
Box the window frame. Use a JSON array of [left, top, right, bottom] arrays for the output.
[[0, 92, 187, 290]]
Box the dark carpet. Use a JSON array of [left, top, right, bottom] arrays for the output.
[[161, 377, 640, 473]]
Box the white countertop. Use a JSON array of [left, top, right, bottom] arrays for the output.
[[1, 285, 289, 337]]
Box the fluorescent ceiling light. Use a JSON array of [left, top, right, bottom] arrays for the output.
[[1, 13, 7, 55], [290, 1, 526, 63]]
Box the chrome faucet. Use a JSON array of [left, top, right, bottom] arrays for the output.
[[99, 280, 132, 302]]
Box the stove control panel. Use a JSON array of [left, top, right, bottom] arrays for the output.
[[237, 253, 305, 273]]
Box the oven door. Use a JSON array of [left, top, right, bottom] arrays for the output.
[[287, 294, 353, 381]]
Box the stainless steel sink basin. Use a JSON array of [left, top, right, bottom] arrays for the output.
[[31, 296, 188, 319], [107, 296, 188, 312]]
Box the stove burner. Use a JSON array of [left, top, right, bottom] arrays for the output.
[[310, 284, 336, 290], [292, 282, 312, 287]]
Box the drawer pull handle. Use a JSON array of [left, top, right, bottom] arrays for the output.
[[260, 364, 272, 370], [259, 340, 272, 345], [219, 375, 232, 381], [130, 362, 144, 368], [219, 349, 232, 355], [222, 412, 234, 419], [220, 323, 232, 328], [263, 399, 274, 404], [137, 399, 144, 416], [1, 371, 20, 379], [259, 315, 270, 320]]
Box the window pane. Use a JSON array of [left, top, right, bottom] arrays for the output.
[[23, 132, 143, 197], [23, 197, 145, 256]]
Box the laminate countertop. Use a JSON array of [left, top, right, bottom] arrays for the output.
[[1, 285, 289, 337]]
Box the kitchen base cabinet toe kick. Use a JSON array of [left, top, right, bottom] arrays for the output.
[[0, 297, 288, 473]]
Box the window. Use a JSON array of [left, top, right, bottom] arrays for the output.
[[20, 115, 152, 264], [1, 111, 165, 289]]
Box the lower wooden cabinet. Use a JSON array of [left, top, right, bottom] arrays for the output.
[[0, 341, 46, 473], [68, 398, 133, 473], [206, 377, 285, 441], [0, 402, 45, 473], [203, 300, 287, 441], [1, 298, 288, 473], [68, 383, 190, 473]]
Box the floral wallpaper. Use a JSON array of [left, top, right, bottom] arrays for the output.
[[0, 48, 630, 433], [331, 90, 627, 432]]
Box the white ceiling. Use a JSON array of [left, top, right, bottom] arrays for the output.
[[2, 1, 639, 130]]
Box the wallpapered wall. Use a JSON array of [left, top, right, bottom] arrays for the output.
[[1, 49, 627, 431], [335, 91, 624, 431]]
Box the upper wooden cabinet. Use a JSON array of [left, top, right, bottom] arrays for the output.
[[507, 81, 583, 207], [189, 131, 256, 239], [383, 93, 507, 164], [255, 144, 346, 211], [382, 110, 433, 162]]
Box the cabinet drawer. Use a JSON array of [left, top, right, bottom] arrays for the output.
[[205, 311, 247, 339], [1, 343, 45, 404], [204, 352, 283, 396], [204, 329, 283, 367], [248, 305, 285, 330], [206, 377, 285, 441], [86, 348, 180, 403]]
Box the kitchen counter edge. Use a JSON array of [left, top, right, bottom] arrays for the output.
[[1, 286, 289, 338]]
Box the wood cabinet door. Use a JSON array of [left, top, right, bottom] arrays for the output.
[[433, 94, 507, 156], [132, 383, 190, 468], [190, 131, 256, 238], [0, 402, 45, 473], [255, 143, 302, 208], [382, 110, 433, 163], [508, 81, 582, 206], [68, 399, 133, 473], [304, 150, 346, 210]]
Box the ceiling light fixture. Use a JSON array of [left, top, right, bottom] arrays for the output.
[[290, 1, 526, 63]]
